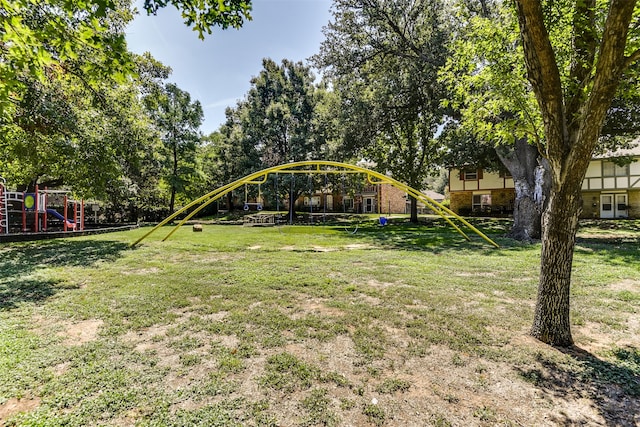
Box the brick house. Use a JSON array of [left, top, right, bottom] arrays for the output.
[[298, 183, 444, 215], [448, 144, 640, 218]]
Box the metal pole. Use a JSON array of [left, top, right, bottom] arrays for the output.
[[309, 175, 313, 225], [289, 174, 294, 225], [63, 195, 68, 232], [43, 188, 48, 232], [34, 185, 39, 232], [22, 191, 26, 232]]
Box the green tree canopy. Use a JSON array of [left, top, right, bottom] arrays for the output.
[[214, 58, 331, 216], [143, 0, 251, 38], [0, 52, 163, 201], [243, 58, 326, 166], [0, 0, 252, 119], [314, 0, 451, 222], [511, 0, 640, 346], [143, 82, 204, 215]]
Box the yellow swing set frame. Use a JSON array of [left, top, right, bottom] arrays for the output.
[[130, 160, 499, 248]]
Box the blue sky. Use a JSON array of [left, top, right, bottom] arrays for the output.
[[125, 0, 333, 135]]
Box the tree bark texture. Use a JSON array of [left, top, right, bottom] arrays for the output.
[[409, 196, 418, 223], [496, 139, 550, 241], [226, 191, 234, 212], [531, 182, 583, 346]]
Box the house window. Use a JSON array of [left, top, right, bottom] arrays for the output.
[[303, 196, 320, 207], [364, 197, 376, 213], [499, 169, 512, 178], [602, 161, 629, 177], [472, 194, 492, 212], [343, 197, 354, 210], [464, 170, 478, 180]]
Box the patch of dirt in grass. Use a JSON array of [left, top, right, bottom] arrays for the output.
[[394, 340, 596, 427], [366, 279, 397, 289], [211, 334, 240, 349], [311, 245, 337, 252], [233, 354, 267, 397], [344, 243, 376, 250], [574, 322, 608, 352], [213, 333, 614, 426], [277, 245, 339, 252], [59, 319, 103, 346], [356, 292, 383, 306], [111, 317, 638, 426], [121, 267, 160, 275], [576, 318, 640, 353], [30, 315, 103, 346], [0, 397, 41, 424], [291, 298, 346, 319], [202, 311, 229, 322], [174, 253, 236, 264], [123, 324, 171, 352], [627, 314, 640, 333], [53, 361, 71, 376], [164, 357, 219, 392], [609, 278, 639, 292], [454, 271, 497, 277]]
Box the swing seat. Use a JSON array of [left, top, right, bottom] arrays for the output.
[[243, 203, 263, 211], [379, 217, 388, 226]]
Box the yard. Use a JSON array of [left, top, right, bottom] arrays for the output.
[[1, 219, 639, 426]]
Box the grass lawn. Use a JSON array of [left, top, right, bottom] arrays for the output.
[[1, 218, 639, 426]]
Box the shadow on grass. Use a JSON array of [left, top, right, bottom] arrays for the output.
[[517, 345, 640, 426], [0, 239, 129, 311], [325, 217, 531, 254], [329, 217, 640, 259], [575, 234, 640, 267]]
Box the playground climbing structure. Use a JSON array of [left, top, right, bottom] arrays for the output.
[[0, 177, 85, 234]]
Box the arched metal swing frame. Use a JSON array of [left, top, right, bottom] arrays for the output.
[[130, 161, 499, 248]]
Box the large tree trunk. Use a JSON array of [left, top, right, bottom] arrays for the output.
[[226, 191, 234, 212], [169, 189, 176, 216], [409, 195, 418, 223], [496, 139, 550, 241], [514, 0, 637, 347], [531, 181, 583, 347]]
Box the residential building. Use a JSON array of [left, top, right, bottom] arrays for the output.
[[448, 168, 515, 216], [448, 143, 640, 219], [296, 183, 444, 215]]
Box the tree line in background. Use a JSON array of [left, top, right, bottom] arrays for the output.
[[2, 0, 640, 346], [5, 0, 637, 228], [0, 0, 455, 223]]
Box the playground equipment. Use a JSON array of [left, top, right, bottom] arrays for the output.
[[243, 183, 263, 211], [0, 177, 84, 234], [131, 161, 500, 248]]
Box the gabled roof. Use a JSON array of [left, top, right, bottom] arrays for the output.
[[423, 190, 445, 201], [594, 138, 640, 159]]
